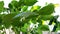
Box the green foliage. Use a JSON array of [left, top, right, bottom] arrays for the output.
[[38, 25, 49, 31], [2, 14, 16, 28], [21, 23, 29, 32], [0, 1, 4, 13], [39, 3, 55, 15], [0, 15, 2, 24], [9, 1, 18, 9], [19, 0, 37, 6], [21, 6, 28, 11], [56, 23, 60, 31], [39, 15, 54, 20], [30, 6, 41, 12], [0, 0, 58, 34]]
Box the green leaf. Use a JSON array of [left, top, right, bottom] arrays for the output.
[[21, 23, 29, 32], [9, 1, 18, 8], [0, 25, 3, 30], [38, 25, 49, 31], [12, 17, 21, 27], [39, 3, 55, 15], [19, 0, 37, 6], [30, 6, 41, 12], [13, 12, 38, 24], [13, 12, 38, 27], [26, 15, 38, 24], [21, 6, 28, 11], [0, 15, 3, 30], [39, 15, 53, 20], [2, 14, 16, 23], [8, 1, 21, 12], [18, 0, 24, 5], [0, 15, 2, 24], [2, 13, 18, 28], [56, 23, 60, 31], [0, 1, 4, 13], [14, 11, 38, 18]]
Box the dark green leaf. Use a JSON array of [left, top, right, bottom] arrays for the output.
[[2, 13, 18, 28], [0, 1, 4, 13], [0, 15, 2, 24], [39, 3, 55, 15], [8, 1, 21, 12], [12, 17, 21, 27], [9, 1, 18, 9], [40, 15, 53, 20], [20, 0, 37, 6]]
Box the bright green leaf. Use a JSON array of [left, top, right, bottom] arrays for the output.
[[21, 6, 28, 11], [31, 5, 41, 12]]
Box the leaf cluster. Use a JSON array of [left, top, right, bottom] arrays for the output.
[[0, 0, 57, 34]]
